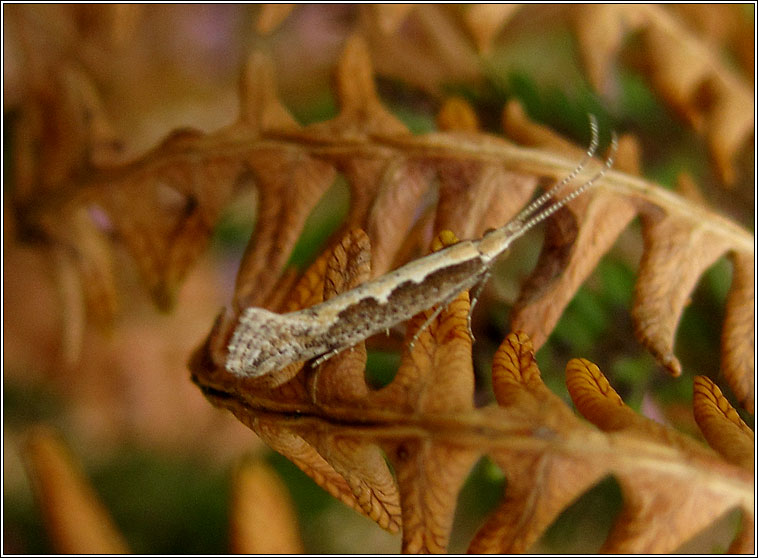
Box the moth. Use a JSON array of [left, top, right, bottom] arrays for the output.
[[226, 117, 617, 378]]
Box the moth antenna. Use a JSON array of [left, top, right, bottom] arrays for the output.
[[512, 114, 599, 227], [518, 130, 618, 234]]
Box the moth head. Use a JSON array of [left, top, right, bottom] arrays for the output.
[[224, 307, 319, 378], [225, 307, 281, 377]]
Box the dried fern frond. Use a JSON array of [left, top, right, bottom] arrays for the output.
[[502, 102, 754, 410], [6, 9, 753, 553], [10, 5, 753, 397], [253, 4, 753, 185], [191, 224, 753, 552]]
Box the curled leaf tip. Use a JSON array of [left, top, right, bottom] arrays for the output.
[[566, 358, 624, 404], [664, 356, 683, 378], [566, 358, 632, 431], [491, 331, 541, 406], [230, 457, 304, 554], [254, 4, 295, 35], [437, 97, 479, 132], [22, 427, 130, 554], [431, 230, 460, 252], [693, 375, 754, 469]]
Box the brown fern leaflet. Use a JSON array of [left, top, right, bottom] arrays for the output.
[[191, 227, 753, 552]]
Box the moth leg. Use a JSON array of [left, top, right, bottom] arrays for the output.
[[408, 305, 446, 351], [466, 272, 490, 343], [408, 273, 490, 351], [312, 348, 340, 368], [408, 289, 463, 351]]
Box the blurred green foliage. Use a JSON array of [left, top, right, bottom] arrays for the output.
[[90, 452, 230, 554]]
